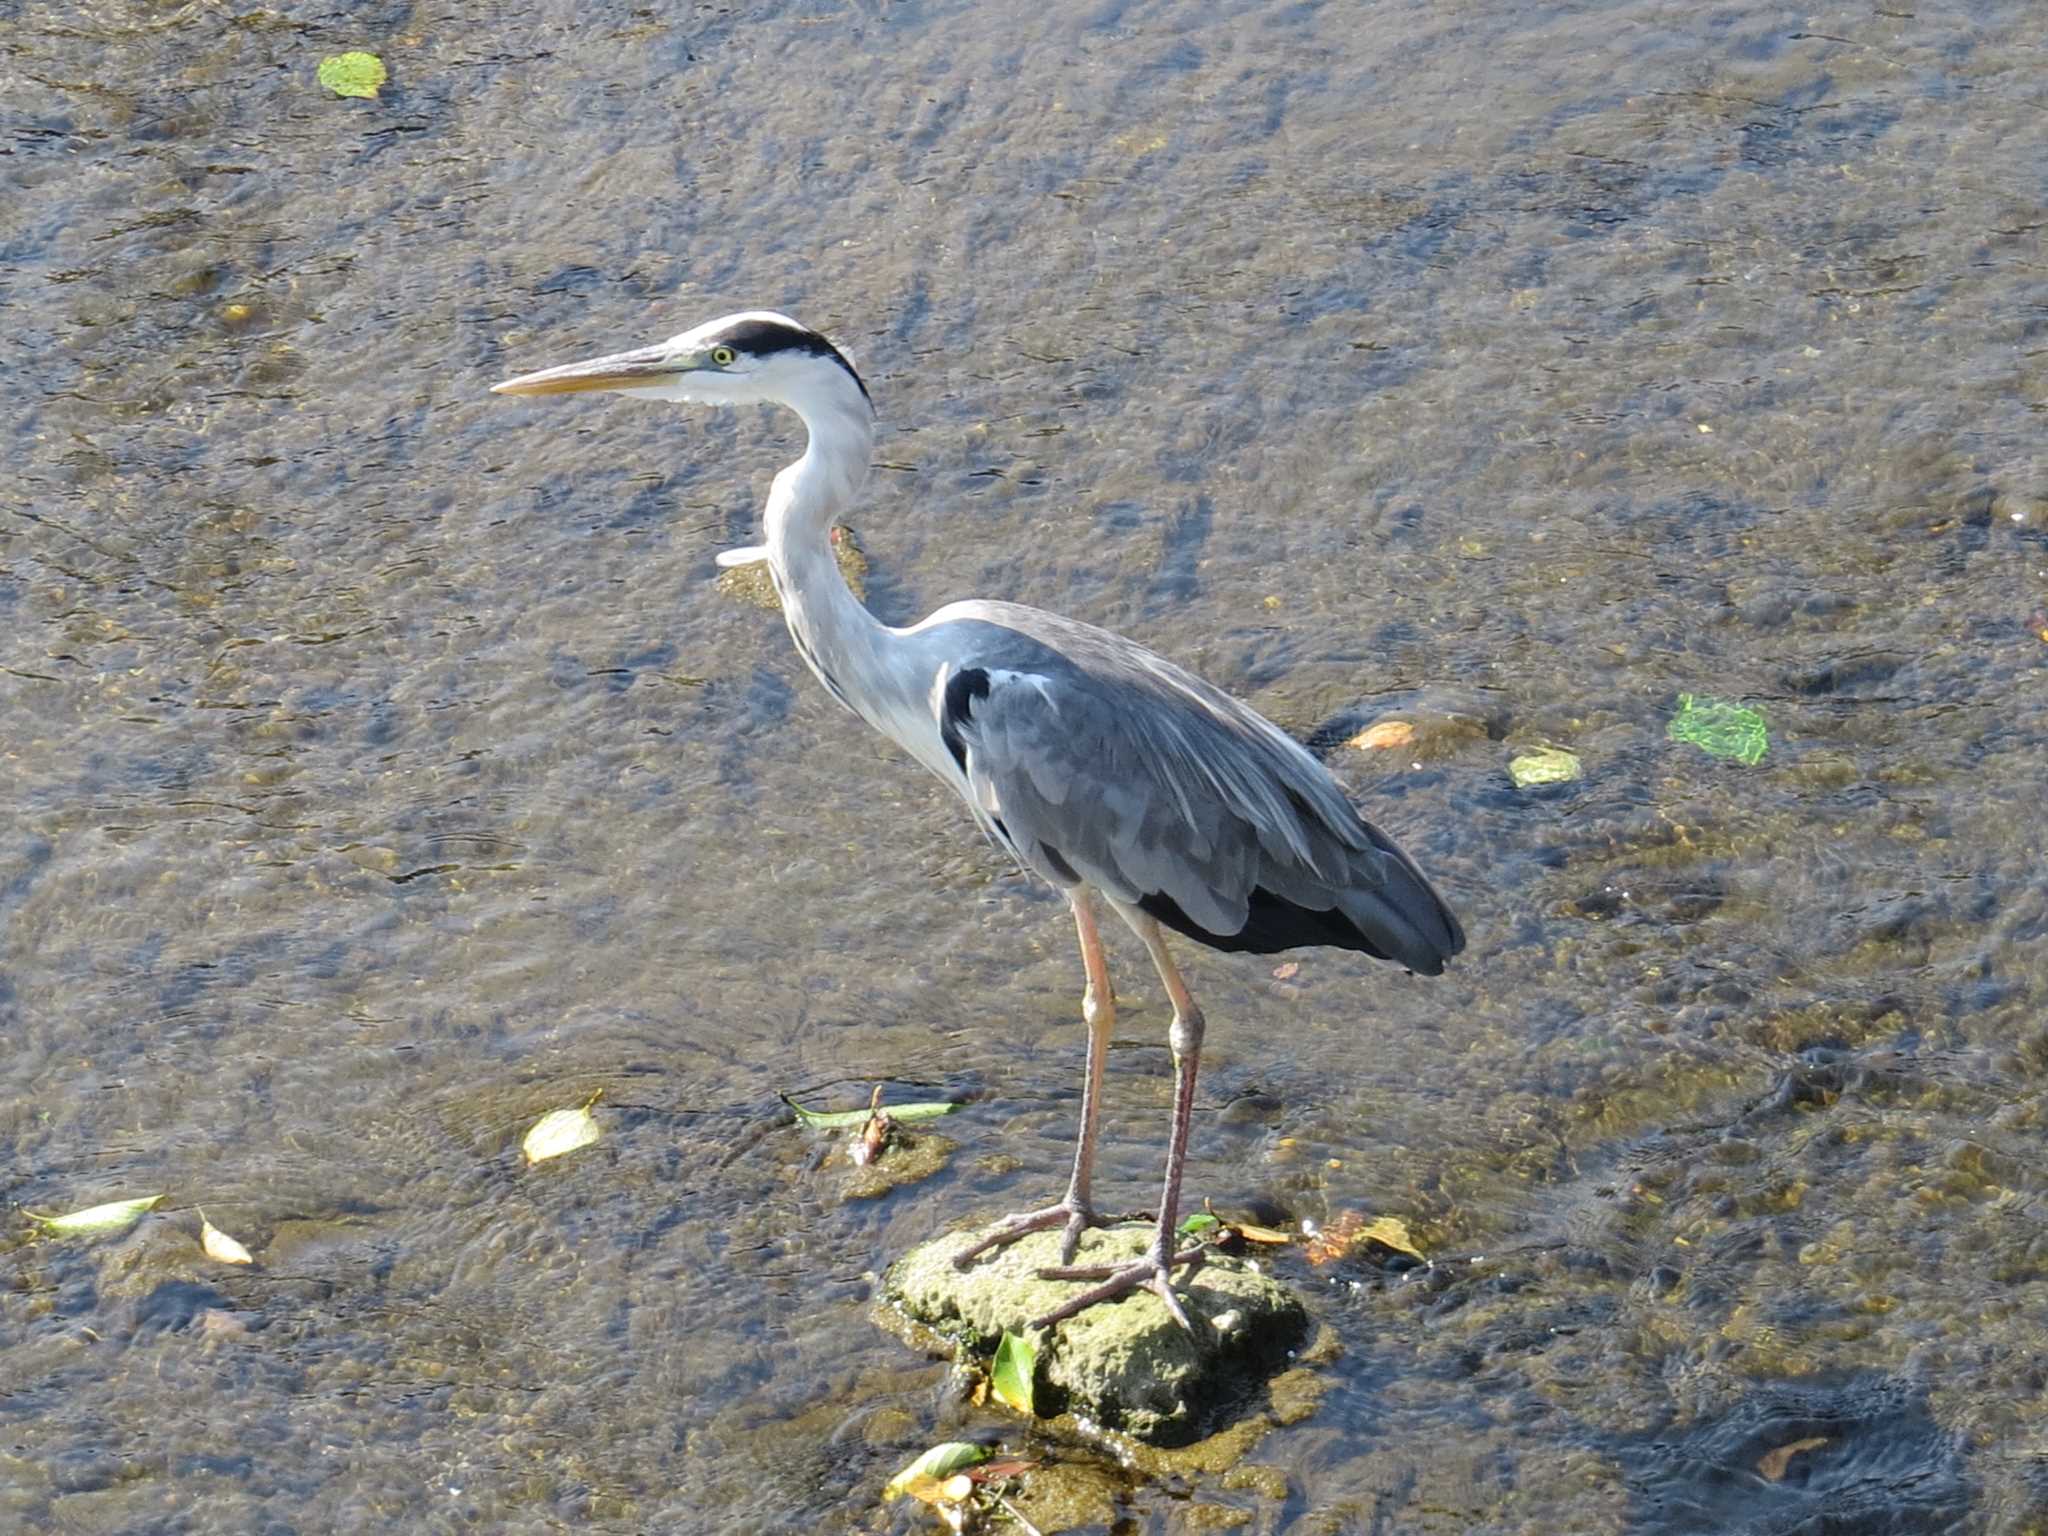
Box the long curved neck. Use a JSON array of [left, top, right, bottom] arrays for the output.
[[763, 376, 905, 731]]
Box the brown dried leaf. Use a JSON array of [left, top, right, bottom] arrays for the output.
[[1757, 1436, 1828, 1481], [968, 1458, 1040, 1483], [849, 1085, 891, 1165], [854, 1109, 893, 1166], [1304, 1210, 1364, 1265], [1348, 719, 1417, 751]]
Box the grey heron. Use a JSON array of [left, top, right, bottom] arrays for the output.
[[494, 311, 1464, 1330]]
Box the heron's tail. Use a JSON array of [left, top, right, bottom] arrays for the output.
[[1331, 819, 1464, 977], [1136, 817, 1463, 973]]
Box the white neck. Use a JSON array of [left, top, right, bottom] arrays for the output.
[[763, 369, 875, 558], [759, 369, 904, 731]]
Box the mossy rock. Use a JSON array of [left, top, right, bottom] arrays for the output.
[[715, 525, 867, 610], [887, 1224, 1309, 1445], [839, 1130, 955, 1200]]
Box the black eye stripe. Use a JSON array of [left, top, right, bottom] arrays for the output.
[[712, 318, 870, 402]]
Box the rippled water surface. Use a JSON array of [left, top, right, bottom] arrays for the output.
[[5, 0, 2046, 1531]]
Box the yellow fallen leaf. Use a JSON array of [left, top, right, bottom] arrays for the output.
[[1233, 1222, 1293, 1245], [1348, 719, 1416, 751], [198, 1210, 254, 1265], [931, 1473, 974, 1502], [1356, 1215, 1425, 1259], [523, 1098, 602, 1164]]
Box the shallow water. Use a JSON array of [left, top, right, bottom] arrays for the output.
[[4, 0, 2046, 1530]]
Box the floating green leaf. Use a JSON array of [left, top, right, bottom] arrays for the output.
[[523, 1101, 601, 1164], [883, 1441, 990, 1501], [317, 51, 388, 99], [30, 1194, 164, 1236], [783, 1094, 957, 1129], [1668, 693, 1769, 765], [1508, 745, 1583, 787], [990, 1330, 1038, 1416]]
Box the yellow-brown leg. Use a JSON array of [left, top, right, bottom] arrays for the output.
[[1034, 913, 1208, 1331], [954, 889, 1121, 1268]]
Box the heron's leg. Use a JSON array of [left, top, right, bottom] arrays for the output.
[[953, 889, 1122, 1270], [1034, 918, 1208, 1331], [1060, 888, 1122, 1247]]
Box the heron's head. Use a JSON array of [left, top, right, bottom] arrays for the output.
[[492, 310, 871, 415]]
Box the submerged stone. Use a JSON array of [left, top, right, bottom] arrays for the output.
[[715, 524, 867, 610], [886, 1224, 1310, 1445], [838, 1130, 955, 1200]]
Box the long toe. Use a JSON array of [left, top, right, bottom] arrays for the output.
[[1057, 1207, 1094, 1267], [1032, 1245, 1208, 1330], [953, 1199, 1105, 1270]]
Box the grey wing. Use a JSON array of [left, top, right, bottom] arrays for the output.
[[929, 613, 1463, 975]]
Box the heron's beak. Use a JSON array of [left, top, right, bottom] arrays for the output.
[[491, 342, 684, 396]]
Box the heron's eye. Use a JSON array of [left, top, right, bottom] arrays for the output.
[[709, 345, 737, 367]]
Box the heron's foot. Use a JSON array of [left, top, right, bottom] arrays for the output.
[[953, 1200, 1119, 1270], [1032, 1243, 1209, 1332]]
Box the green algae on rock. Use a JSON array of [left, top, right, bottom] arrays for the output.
[[1509, 744, 1584, 787], [838, 1130, 956, 1201], [886, 1224, 1309, 1445]]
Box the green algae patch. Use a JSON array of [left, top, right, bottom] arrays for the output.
[[1002, 1458, 1124, 1532], [317, 52, 387, 99], [1668, 693, 1769, 765], [886, 1224, 1308, 1445]]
